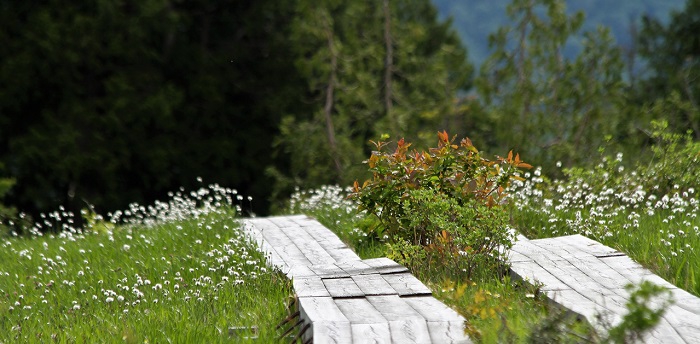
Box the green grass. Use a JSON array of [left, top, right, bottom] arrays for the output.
[[0, 187, 293, 343]]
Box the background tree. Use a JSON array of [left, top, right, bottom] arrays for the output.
[[474, 0, 626, 169], [636, 0, 700, 136], [268, 0, 472, 207], [0, 0, 305, 218]]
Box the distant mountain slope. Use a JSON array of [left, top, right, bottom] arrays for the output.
[[432, 0, 687, 66]]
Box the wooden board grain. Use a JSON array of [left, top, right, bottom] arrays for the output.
[[255, 219, 313, 265], [403, 296, 471, 344], [323, 277, 365, 298], [298, 296, 352, 344], [335, 298, 392, 343], [280, 224, 337, 265], [294, 276, 330, 298], [351, 274, 398, 296], [311, 264, 351, 279], [366, 295, 431, 343], [362, 257, 409, 274], [382, 273, 432, 296], [328, 247, 362, 263], [337, 260, 377, 275]]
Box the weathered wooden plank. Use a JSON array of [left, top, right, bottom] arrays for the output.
[[509, 260, 570, 291], [348, 323, 392, 344], [328, 247, 362, 263], [598, 255, 677, 289], [311, 264, 350, 278], [530, 234, 620, 259], [671, 288, 700, 316], [337, 260, 378, 275], [294, 276, 330, 298], [298, 297, 352, 344], [335, 298, 392, 343], [640, 315, 688, 343], [423, 321, 471, 344], [403, 296, 463, 323], [366, 295, 431, 343], [300, 223, 349, 249], [323, 277, 365, 298], [382, 273, 432, 296], [545, 257, 627, 291], [351, 274, 398, 296], [510, 239, 569, 265], [256, 219, 313, 265], [543, 289, 623, 328], [403, 296, 471, 344], [285, 265, 317, 278], [659, 304, 700, 343], [362, 257, 409, 274], [279, 224, 337, 265]]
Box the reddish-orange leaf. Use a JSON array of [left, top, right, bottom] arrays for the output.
[[507, 150, 513, 162]]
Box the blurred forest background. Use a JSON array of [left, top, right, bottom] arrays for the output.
[[1, 0, 699, 232]]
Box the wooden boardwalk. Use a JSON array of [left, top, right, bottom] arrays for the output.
[[242, 215, 471, 344], [509, 234, 700, 343]]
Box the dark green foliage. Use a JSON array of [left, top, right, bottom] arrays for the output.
[[0, 1, 305, 218], [268, 0, 473, 204], [637, 0, 700, 136]]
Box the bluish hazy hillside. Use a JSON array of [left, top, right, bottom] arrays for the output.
[[433, 0, 687, 66]]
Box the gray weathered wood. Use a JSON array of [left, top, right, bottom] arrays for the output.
[[509, 261, 567, 290], [366, 295, 432, 343], [244, 216, 470, 343], [267, 217, 338, 265], [337, 260, 378, 275], [285, 265, 317, 278], [281, 224, 337, 265], [336, 298, 392, 343], [328, 247, 362, 263], [256, 220, 313, 265], [510, 234, 700, 343], [311, 264, 351, 278], [351, 274, 398, 296], [294, 277, 330, 298], [298, 296, 352, 344], [362, 257, 409, 274], [382, 273, 432, 296], [404, 296, 470, 344], [323, 277, 365, 298]]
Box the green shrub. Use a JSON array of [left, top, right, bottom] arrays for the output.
[[638, 120, 700, 195], [351, 131, 530, 278]]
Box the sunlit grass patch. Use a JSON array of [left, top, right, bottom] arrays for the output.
[[0, 186, 292, 343]]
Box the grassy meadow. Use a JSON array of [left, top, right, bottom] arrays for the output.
[[0, 185, 293, 343], [288, 159, 699, 343], [509, 161, 700, 296], [2, 142, 698, 343]]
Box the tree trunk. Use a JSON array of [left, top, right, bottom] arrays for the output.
[[322, 12, 344, 179], [383, 0, 396, 135]]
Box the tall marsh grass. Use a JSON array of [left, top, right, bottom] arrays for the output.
[[0, 184, 292, 343]]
